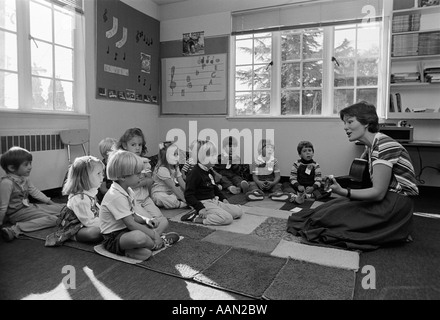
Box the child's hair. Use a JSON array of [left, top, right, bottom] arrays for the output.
[[194, 140, 217, 165], [106, 149, 144, 181], [116, 128, 148, 156], [98, 137, 117, 158], [258, 139, 274, 157], [62, 156, 104, 195], [156, 141, 177, 172], [297, 141, 314, 154], [222, 136, 238, 149], [0, 146, 33, 173]]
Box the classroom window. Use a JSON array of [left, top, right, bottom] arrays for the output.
[[231, 23, 383, 117], [0, 0, 85, 113], [230, 0, 386, 118]]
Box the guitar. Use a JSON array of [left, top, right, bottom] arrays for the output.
[[335, 158, 372, 189]]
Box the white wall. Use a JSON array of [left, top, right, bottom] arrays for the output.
[[85, 0, 162, 161]]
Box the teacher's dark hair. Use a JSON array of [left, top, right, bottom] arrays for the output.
[[339, 101, 379, 133]]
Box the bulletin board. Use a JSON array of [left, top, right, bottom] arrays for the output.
[[160, 36, 229, 115], [96, 0, 160, 104]]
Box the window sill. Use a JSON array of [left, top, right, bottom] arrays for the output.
[[226, 115, 342, 121], [0, 109, 90, 119]]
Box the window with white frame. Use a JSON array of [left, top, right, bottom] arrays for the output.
[[0, 0, 85, 113], [230, 0, 387, 117]]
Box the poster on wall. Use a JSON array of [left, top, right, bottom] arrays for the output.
[[182, 31, 205, 56], [163, 53, 226, 102], [96, 0, 160, 104]]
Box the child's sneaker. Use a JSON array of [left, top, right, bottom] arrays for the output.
[[161, 232, 180, 246], [240, 180, 250, 194], [228, 186, 241, 194], [1, 227, 16, 242], [181, 209, 198, 222]]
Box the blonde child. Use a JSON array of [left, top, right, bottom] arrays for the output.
[[182, 140, 243, 225], [116, 128, 168, 234], [246, 139, 288, 201], [100, 150, 179, 260], [45, 156, 104, 246], [0, 147, 63, 242], [214, 136, 249, 194], [97, 137, 117, 203], [151, 141, 187, 209]]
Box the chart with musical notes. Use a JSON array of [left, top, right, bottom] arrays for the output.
[[163, 54, 226, 102]]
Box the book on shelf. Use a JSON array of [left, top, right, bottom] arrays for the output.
[[389, 93, 395, 112], [424, 67, 440, 82], [392, 33, 419, 56], [392, 14, 421, 33], [391, 72, 421, 83], [395, 93, 402, 112]]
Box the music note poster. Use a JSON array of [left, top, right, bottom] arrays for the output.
[[163, 54, 226, 102]]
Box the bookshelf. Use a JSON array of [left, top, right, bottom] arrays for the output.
[[387, 1, 440, 120]]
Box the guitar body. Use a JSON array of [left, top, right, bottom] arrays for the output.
[[335, 158, 372, 189]]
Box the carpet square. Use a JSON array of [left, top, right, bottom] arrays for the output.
[[243, 206, 291, 220], [193, 248, 287, 299], [202, 230, 280, 254], [271, 239, 360, 271], [244, 198, 285, 210], [250, 217, 304, 243], [140, 238, 231, 279], [263, 259, 355, 300]]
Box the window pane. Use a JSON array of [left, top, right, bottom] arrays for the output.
[[357, 88, 377, 106], [235, 66, 252, 91], [253, 65, 270, 90], [281, 62, 300, 88], [0, 31, 17, 70], [235, 92, 253, 115], [253, 92, 270, 115], [334, 27, 356, 58], [357, 23, 380, 57], [53, 80, 73, 111], [334, 58, 354, 87], [357, 58, 379, 86], [334, 89, 354, 114], [55, 46, 73, 80], [235, 39, 252, 65], [281, 31, 301, 60], [254, 37, 271, 63], [302, 90, 321, 115], [31, 40, 53, 77], [0, 71, 18, 109], [303, 61, 322, 87], [281, 90, 300, 115], [303, 30, 323, 59], [32, 76, 53, 110], [30, 1, 52, 42], [54, 9, 73, 48], [0, 0, 16, 31]]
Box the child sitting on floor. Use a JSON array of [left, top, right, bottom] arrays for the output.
[[116, 128, 168, 235], [287, 140, 329, 204], [151, 141, 187, 209], [45, 155, 104, 246], [0, 146, 64, 242], [182, 139, 223, 189], [214, 136, 249, 195], [100, 150, 180, 261], [181, 140, 243, 225], [246, 139, 289, 201], [97, 137, 117, 203]]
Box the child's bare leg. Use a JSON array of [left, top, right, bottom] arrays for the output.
[[153, 216, 169, 235], [75, 227, 103, 243], [119, 230, 154, 260]]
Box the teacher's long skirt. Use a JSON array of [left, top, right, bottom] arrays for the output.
[[286, 191, 414, 251]]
